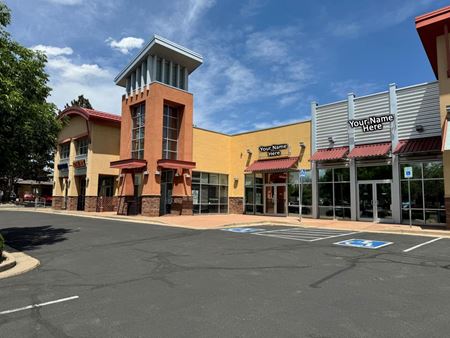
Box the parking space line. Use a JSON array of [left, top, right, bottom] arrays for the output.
[[309, 231, 359, 242], [253, 233, 321, 242], [262, 228, 347, 234], [0, 296, 79, 315], [403, 237, 443, 253]]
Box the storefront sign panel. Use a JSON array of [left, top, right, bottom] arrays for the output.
[[348, 114, 394, 133], [259, 144, 288, 157]]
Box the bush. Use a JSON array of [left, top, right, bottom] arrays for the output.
[[0, 233, 4, 256]]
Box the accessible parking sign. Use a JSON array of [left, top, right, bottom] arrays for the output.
[[334, 239, 393, 249]]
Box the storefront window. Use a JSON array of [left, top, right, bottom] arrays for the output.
[[318, 167, 350, 219], [76, 138, 89, 156], [60, 143, 70, 159], [400, 161, 445, 226], [357, 165, 392, 180], [245, 173, 264, 214], [131, 103, 145, 159], [287, 171, 312, 216], [162, 105, 179, 160], [192, 172, 228, 214]]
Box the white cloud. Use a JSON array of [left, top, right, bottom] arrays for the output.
[[31, 45, 73, 57], [330, 79, 383, 98], [152, 0, 216, 42], [106, 37, 145, 55], [240, 0, 268, 17], [46, 0, 84, 5], [33, 44, 121, 113]]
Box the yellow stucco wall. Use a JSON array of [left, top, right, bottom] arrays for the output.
[[436, 35, 450, 196], [193, 120, 311, 198], [53, 116, 120, 197]]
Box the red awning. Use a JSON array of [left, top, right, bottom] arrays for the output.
[[110, 159, 147, 169], [157, 159, 196, 170], [310, 147, 349, 161], [347, 142, 391, 159], [245, 157, 298, 172], [394, 136, 442, 154]]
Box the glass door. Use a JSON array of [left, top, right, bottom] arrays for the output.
[[160, 170, 174, 215], [358, 181, 392, 222], [276, 185, 286, 214], [265, 185, 275, 214], [358, 183, 374, 220], [376, 182, 392, 222]]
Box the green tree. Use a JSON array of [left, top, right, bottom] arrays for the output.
[[0, 2, 61, 201], [64, 94, 93, 109]]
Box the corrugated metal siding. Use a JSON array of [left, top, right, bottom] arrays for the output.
[[315, 101, 348, 149], [354, 92, 391, 145], [397, 82, 441, 140]]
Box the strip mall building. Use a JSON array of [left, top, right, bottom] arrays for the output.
[[53, 6, 450, 229]]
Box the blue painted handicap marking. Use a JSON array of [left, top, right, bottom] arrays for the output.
[[334, 239, 393, 249], [221, 227, 265, 233]]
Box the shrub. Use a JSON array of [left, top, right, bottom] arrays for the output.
[[0, 233, 4, 256]]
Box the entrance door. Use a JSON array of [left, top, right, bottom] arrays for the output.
[[264, 184, 286, 215], [77, 177, 86, 211], [358, 181, 392, 222], [160, 170, 174, 215]]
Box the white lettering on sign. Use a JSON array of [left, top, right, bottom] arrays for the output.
[[259, 144, 288, 157], [348, 114, 394, 133]]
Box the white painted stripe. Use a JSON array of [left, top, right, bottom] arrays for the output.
[[253, 233, 321, 242], [309, 232, 360, 242], [263, 232, 334, 237], [403, 237, 443, 253], [0, 296, 79, 315], [262, 228, 347, 234]]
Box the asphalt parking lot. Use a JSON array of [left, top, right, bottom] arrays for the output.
[[0, 210, 450, 337]]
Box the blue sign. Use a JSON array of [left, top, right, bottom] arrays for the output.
[[221, 227, 265, 233], [404, 166, 413, 179], [334, 239, 393, 249], [299, 169, 307, 178]]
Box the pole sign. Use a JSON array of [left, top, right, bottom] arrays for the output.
[[348, 114, 394, 133], [259, 144, 288, 157], [404, 166, 413, 179], [299, 169, 307, 178]]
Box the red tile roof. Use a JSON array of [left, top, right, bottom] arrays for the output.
[[245, 157, 298, 172], [347, 142, 391, 159], [393, 136, 442, 154], [59, 107, 121, 124], [310, 147, 349, 161]]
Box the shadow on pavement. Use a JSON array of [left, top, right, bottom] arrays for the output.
[[0, 225, 75, 251]]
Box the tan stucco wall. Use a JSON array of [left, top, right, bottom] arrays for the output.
[[436, 34, 450, 196], [192, 128, 231, 175], [86, 123, 121, 196], [193, 121, 311, 198], [53, 116, 120, 198]]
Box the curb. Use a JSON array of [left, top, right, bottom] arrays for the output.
[[0, 251, 40, 280], [0, 252, 17, 273]]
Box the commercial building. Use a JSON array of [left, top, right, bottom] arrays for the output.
[[52, 107, 121, 211], [310, 81, 445, 226], [51, 6, 450, 229], [110, 35, 311, 216], [416, 5, 450, 228]]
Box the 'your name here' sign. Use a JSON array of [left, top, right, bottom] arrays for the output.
[[348, 114, 394, 133], [259, 144, 288, 157]]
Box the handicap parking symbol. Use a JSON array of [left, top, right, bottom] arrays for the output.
[[221, 227, 265, 233], [334, 239, 393, 249]]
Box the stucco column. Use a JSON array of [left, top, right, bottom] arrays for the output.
[[347, 93, 358, 220]]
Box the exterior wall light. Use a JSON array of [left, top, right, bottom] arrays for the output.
[[184, 173, 191, 178], [328, 136, 334, 144], [155, 170, 161, 175], [246, 149, 252, 154], [299, 142, 306, 149], [143, 171, 149, 176], [234, 177, 239, 182], [416, 125, 424, 133]]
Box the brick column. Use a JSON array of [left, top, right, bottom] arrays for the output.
[[84, 196, 97, 212], [229, 197, 244, 214], [67, 196, 78, 210], [445, 197, 450, 229], [141, 195, 160, 216], [52, 196, 63, 210]]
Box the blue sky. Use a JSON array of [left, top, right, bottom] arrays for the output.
[[4, 0, 449, 133]]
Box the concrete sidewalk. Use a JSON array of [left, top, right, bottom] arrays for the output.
[[1, 206, 449, 238]]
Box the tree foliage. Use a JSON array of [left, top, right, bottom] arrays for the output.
[[0, 1, 61, 200], [64, 94, 93, 110]]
